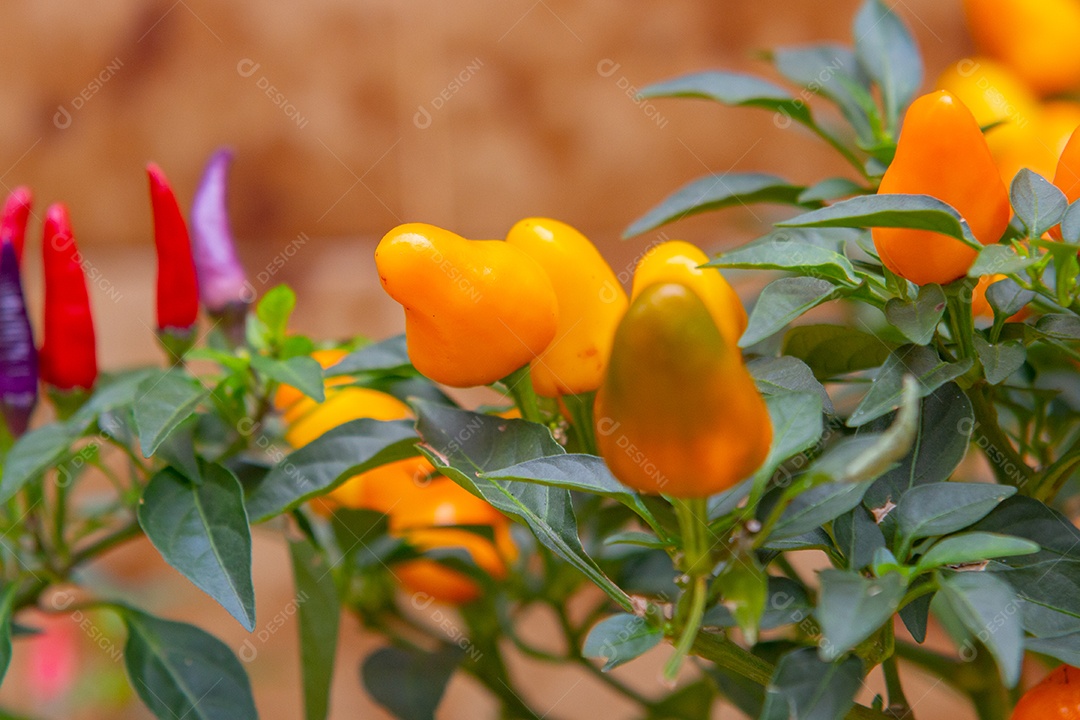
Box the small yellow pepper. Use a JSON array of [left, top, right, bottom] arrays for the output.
[[505, 218, 627, 397], [375, 223, 559, 388], [630, 240, 747, 346], [595, 282, 771, 498]]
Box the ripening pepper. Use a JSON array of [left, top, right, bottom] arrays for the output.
[[595, 282, 771, 498], [0, 187, 32, 265], [191, 148, 250, 342], [630, 240, 747, 346], [0, 239, 37, 436], [873, 91, 1011, 286], [1051, 125, 1080, 239], [40, 204, 97, 391], [1010, 665, 1080, 719], [505, 218, 627, 397], [964, 0, 1080, 96], [375, 223, 558, 388], [147, 164, 199, 333]]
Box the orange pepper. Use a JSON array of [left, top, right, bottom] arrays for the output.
[[1010, 665, 1080, 719]]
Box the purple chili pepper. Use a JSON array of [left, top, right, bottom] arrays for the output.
[[0, 238, 37, 436], [191, 148, 251, 342]]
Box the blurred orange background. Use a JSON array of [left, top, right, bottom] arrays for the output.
[[0, 0, 1025, 718]]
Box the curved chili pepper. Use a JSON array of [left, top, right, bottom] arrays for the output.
[[0, 238, 37, 436], [40, 204, 97, 391], [0, 187, 32, 265], [147, 164, 199, 333]]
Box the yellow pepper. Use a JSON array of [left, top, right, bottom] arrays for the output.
[[1051, 125, 1080, 239], [595, 282, 771, 498], [874, 91, 1011, 286], [630, 240, 747, 346], [505, 218, 627, 397], [375, 223, 558, 388]]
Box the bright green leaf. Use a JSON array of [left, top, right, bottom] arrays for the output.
[[708, 228, 860, 285], [967, 244, 1039, 277], [250, 355, 325, 403], [915, 532, 1039, 573], [778, 194, 977, 247], [289, 538, 339, 720]]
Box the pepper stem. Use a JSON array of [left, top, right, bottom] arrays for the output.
[[503, 366, 543, 423], [664, 496, 711, 682]]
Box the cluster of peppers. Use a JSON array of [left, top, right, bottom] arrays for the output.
[[0, 148, 252, 438]]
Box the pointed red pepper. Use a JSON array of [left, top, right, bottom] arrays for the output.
[[0, 238, 37, 436], [40, 204, 97, 391], [0, 187, 32, 265], [147, 163, 199, 333]]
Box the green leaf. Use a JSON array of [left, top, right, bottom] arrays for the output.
[[772, 44, 874, 143], [483, 454, 650, 519], [0, 585, 16, 684], [862, 382, 974, 511], [250, 355, 325, 403], [752, 392, 825, 490], [1036, 313, 1080, 340], [255, 284, 296, 344], [361, 646, 460, 720], [967, 244, 1039, 277], [896, 483, 1016, 548], [638, 71, 813, 123], [832, 506, 887, 571], [797, 177, 870, 205], [748, 356, 834, 413], [1026, 633, 1080, 666], [973, 336, 1026, 385], [778, 194, 977, 247], [704, 576, 811, 631], [915, 532, 1039, 573], [121, 608, 257, 720], [708, 228, 860, 285], [716, 556, 768, 645], [782, 325, 893, 380], [245, 419, 419, 523], [847, 345, 972, 427], [766, 480, 877, 542], [624, 173, 806, 238], [760, 648, 863, 720], [853, 0, 922, 131], [816, 570, 905, 661], [884, 283, 946, 345], [138, 466, 255, 631], [1061, 199, 1080, 243], [289, 538, 339, 720], [0, 423, 76, 503], [740, 277, 843, 348], [133, 371, 209, 457], [937, 572, 1024, 687], [582, 614, 663, 670], [326, 335, 412, 377], [413, 401, 632, 611], [1011, 169, 1068, 237], [985, 278, 1035, 318]]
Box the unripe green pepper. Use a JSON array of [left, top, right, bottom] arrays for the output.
[[595, 282, 772, 498], [506, 218, 627, 397]]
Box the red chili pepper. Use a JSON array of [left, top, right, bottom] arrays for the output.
[[0, 187, 32, 265], [147, 163, 199, 332], [40, 204, 97, 391]]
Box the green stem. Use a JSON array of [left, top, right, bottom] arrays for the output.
[[503, 367, 543, 424], [882, 655, 911, 717], [664, 497, 711, 681], [561, 392, 598, 455]]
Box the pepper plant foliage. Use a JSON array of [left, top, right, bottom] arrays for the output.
[[2, 2, 1080, 720]]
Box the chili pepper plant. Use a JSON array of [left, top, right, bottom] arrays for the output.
[[2, 1, 1080, 719]]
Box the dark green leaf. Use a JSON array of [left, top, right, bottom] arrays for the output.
[[483, 454, 649, 518], [973, 337, 1026, 385], [938, 571, 1023, 687], [896, 483, 1016, 547], [289, 538, 339, 720], [761, 648, 863, 720], [847, 345, 972, 427], [245, 419, 418, 523], [832, 506, 886, 571], [766, 480, 876, 541], [624, 173, 806, 238], [704, 576, 811, 631], [250, 355, 325, 403], [1061, 199, 1080, 243], [716, 555, 768, 644], [582, 614, 663, 670], [773, 44, 874, 143], [884, 284, 946, 345], [133, 371, 209, 457], [779, 194, 976, 247], [816, 570, 906, 660], [138, 466, 255, 631], [0, 423, 76, 503], [361, 646, 461, 720], [985, 278, 1035, 318], [798, 178, 870, 205], [900, 578, 934, 642], [1026, 633, 1080, 666], [752, 392, 825, 489], [122, 608, 257, 720], [646, 680, 716, 720], [853, 0, 922, 131], [1011, 169, 1068, 237], [783, 325, 893, 380], [708, 228, 859, 285], [741, 278, 843, 348], [638, 71, 812, 123], [915, 532, 1039, 573], [414, 401, 632, 611], [326, 335, 412, 377], [154, 416, 202, 483], [0, 585, 16, 684], [967, 244, 1039, 277], [748, 356, 834, 413], [1037, 313, 1080, 340]]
